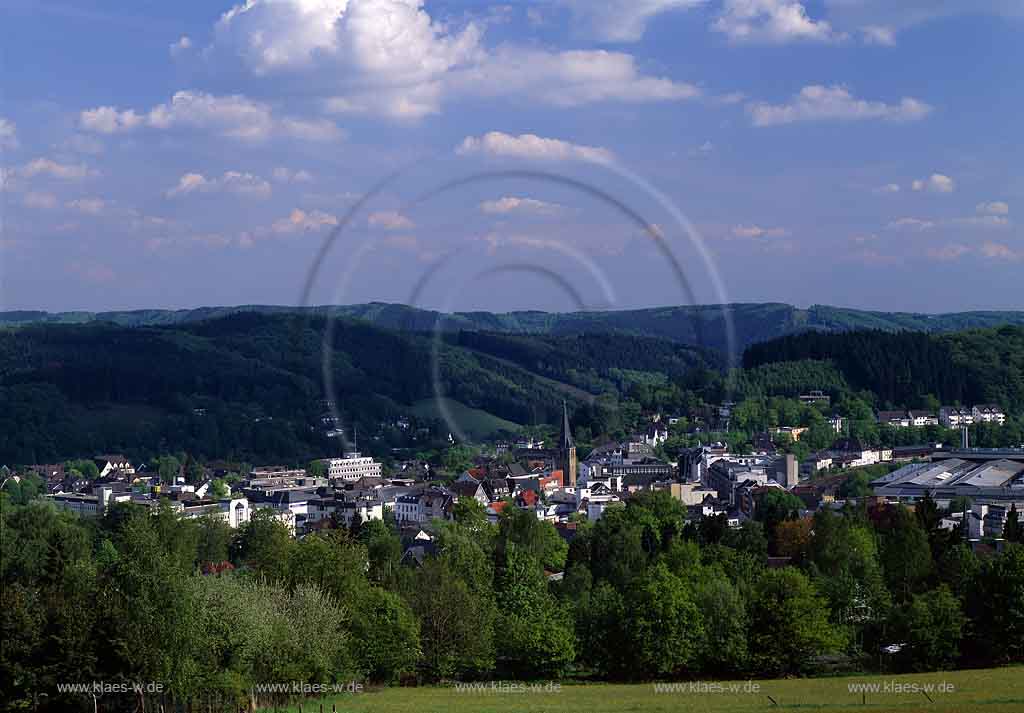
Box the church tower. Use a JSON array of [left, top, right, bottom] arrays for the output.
[[557, 401, 577, 488]]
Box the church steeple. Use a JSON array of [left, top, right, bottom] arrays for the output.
[[559, 400, 575, 449], [557, 400, 577, 488]]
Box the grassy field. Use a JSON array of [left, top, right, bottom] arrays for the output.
[[280, 666, 1024, 713], [410, 397, 522, 439]]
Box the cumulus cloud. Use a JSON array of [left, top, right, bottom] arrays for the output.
[[272, 167, 314, 183], [66, 198, 107, 215], [81, 91, 343, 142], [454, 48, 700, 108], [977, 201, 1009, 216], [170, 35, 192, 56], [20, 157, 97, 180], [166, 171, 272, 198], [206, 0, 699, 120], [887, 217, 936, 231], [731, 224, 789, 238], [562, 0, 706, 42], [714, 0, 841, 43], [272, 208, 339, 234], [368, 210, 415, 230], [0, 117, 17, 149], [911, 173, 954, 193], [23, 191, 58, 210], [457, 132, 614, 165], [749, 85, 932, 126], [979, 241, 1022, 261], [479, 196, 562, 215], [874, 183, 901, 194]]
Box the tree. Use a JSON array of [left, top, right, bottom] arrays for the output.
[[892, 586, 964, 671], [232, 508, 294, 581], [1003, 504, 1022, 543], [880, 506, 933, 602], [494, 545, 575, 678], [693, 569, 748, 675], [350, 587, 420, 683], [748, 568, 845, 676], [407, 558, 495, 680], [620, 563, 703, 678]]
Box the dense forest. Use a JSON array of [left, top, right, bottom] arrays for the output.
[[2, 488, 1022, 711], [3, 316, 1024, 464], [743, 325, 1024, 413], [6, 302, 1024, 354]]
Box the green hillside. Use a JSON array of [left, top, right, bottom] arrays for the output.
[[5, 302, 1024, 355]]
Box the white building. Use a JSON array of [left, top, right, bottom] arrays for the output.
[[321, 453, 382, 482], [940, 407, 974, 429], [973, 404, 1007, 426]]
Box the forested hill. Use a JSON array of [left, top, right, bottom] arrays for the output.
[[5, 302, 1024, 354], [0, 313, 712, 464], [743, 325, 1024, 414]]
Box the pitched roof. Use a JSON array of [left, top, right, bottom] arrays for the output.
[[559, 401, 575, 450]]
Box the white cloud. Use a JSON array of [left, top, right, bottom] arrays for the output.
[[479, 196, 562, 215], [272, 167, 314, 183], [874, 183, 901, 194], [368, 210, 415, 230], [980, 241, 1022, 261], [207, 0, 699, 120], [750, 85, 932, 126], [714, 0, 841, 43], [887, 217, 935, 231], [457, 132, 615, 165], [166, 171, 272, 198], [977, 201, 1009, 216], [170, 35, 192, 56], [731, 224, 789, 238], [80, 106, 144, 134], [911, 173, 954, 193], [66, 198, 107, 215], [562, 0, 707, 42], [81, 91, 343, 142], [0, 117, 17, 149], [953, 215, 1011, 229], [20, 157, 97, 180], [455, 48, 701, 108], [861, 24, 895, 45], [23, 191, 58, 210], [272, 208, 339, 234]]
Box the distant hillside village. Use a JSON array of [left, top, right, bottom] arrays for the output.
[[9, 396, 1022, 559]]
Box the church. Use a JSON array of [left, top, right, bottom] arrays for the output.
[[557, 401, 577, 488]]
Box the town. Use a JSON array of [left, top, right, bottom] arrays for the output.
[[13, 397, 1021, 552]]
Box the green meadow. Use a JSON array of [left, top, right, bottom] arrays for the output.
[[281, 666, 1024, 713]]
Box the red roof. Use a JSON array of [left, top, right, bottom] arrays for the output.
[[518, 489, 538, 507], [489, 500, 510, 515]]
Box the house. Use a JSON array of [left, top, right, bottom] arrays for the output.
[[972, 404, 1007, 426], [94, 455, 135, 477], [450, 479, 489, 507], [483, 477, 511, 501], [799, 390, 831, 407], [877, 411, 910, 428], [939, 406, 974, 429], [909, 411, 939, 427]]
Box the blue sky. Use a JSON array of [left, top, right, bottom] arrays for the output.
[[1, 0, 1022, 314]]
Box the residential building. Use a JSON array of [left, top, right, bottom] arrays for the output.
[[973, 404, 1007, 426], [320, 452, 382, 482], [940, 407, 974, 429]]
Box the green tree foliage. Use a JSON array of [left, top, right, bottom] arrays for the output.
[[891, 586, 965, 672], [748, 568, 845, 676]]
